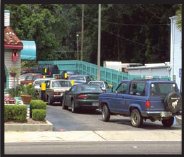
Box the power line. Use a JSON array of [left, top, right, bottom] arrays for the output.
[[101, 20, 170, 27], [102, 30, 166, 52]]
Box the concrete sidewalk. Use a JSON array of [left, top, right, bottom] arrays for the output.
[[5, 130, 182, 143]]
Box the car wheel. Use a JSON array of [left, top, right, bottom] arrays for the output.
[[164, 92, 181, 114], [162, 117, 174, 127], [71, 100, 77, 113], [48, 96, 53, 105], [101, 104, 110, 122], [62, 97, 68, 110], [130, 109, 143, 127]]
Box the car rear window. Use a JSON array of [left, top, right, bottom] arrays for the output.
[[69, 76, 85, 80], [79, 85, 103, 92], [150, 83, 178, 96], [52, 81, 72, 87]]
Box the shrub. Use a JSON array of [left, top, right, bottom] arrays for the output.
[[4, 105, 27, 122], [30, 100, 47, 110], [32, 109, 46, 121]]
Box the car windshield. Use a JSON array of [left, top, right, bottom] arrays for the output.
[[150, 83, 178, 96], [79, 85, 103, 92], [52, 81, 72, 87], [34, 80, 44, 85], [89, 82, 104, 88]]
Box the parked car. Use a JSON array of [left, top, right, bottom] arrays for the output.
[[99, 79, 182, 128], [19, 73, 33, 82], [32, 78, 55, 98], [20, 73, 43, 85], [68, 74, 94, 84], [45, 79, 72, 105], [88, 81, 112, 92], [62, 84, 103, 112], [61, 70, 79, 78]]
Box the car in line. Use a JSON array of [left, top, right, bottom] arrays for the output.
[[32, 78, 55, 98], [88, 80, 112, 92], [62, 84, 103, 112], [20, 73, 43, 85], [99, 79, 182, 128], [68, 74, 94, 85], [45, 79, 72, 105]]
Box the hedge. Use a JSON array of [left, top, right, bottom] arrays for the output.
[[4, 105, 27, 122], [32, 109, 46, 121], [30, 100, 47, 110]]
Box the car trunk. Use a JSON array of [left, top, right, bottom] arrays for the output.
[[148, 96, 166, 111]]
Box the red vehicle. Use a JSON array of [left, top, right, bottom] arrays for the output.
[[20, 73, 43, 85]]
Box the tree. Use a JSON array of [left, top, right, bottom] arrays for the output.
[[176, 4, 182, 31]]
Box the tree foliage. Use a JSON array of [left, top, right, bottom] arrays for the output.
[[5, 4, 179, 65]]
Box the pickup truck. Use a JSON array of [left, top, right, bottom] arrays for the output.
[[98, 79, 182, 128]]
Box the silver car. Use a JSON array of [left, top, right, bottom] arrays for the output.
[[88, 81, 111, 92], [45, 79, 72, 105]]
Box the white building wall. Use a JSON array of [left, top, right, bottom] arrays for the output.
[[170, 16, 182, 90], [5, 49, 21, 88], [128, 67, 170, 78]]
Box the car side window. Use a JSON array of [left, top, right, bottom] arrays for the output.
[[45, 81, 50, 88], [86, 76, 91, 83], [71, 86, 77, 92], [116, 83, 128, 94], [130, 81, 145, 96]]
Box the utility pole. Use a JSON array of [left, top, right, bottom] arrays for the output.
[[81, 4, 84, 61], [76, 33, 79, 60], [97, 4, 101, 80]]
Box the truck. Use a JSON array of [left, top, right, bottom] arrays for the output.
[[98, 79, 182, 128]]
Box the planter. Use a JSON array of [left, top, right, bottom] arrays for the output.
[[21, 95, 32, 104]]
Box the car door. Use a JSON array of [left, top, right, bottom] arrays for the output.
[[45, 80, 52, 98], [65, 85, 77, 107], [109, 82, 129, 113]]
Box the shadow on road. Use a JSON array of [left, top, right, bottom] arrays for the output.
[[99, 118, 181, 130]]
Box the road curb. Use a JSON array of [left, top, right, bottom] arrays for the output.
[[5, 120, 53, 131]]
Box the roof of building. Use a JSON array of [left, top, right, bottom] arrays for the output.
[[4, 26, 23, 49]]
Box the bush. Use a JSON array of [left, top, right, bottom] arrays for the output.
[[4, 105, 27, 122], [30, 100, 47, 110], [32, 109, 46, 121]]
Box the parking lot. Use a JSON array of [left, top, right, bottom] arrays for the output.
[[45, 104, 181, 131]]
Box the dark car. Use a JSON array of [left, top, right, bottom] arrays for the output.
[[68, 74, 94, 84], [62, 84, 103, 112]]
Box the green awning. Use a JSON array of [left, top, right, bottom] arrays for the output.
[[21, 40, 36, 60]]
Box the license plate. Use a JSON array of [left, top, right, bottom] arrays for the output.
[[160, 112, 172, 117], [92, 102, 99, 106]]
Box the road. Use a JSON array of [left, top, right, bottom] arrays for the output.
[[4, 104, 181, 155], [5, 141, 181, 154], [45, 104, 181, 131]]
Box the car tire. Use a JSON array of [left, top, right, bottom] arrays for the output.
[[48, 96, 53, 105], [130, 109, 143, 127], [162, 117, 174, 127], [164, 92, 181, 114], [102, 104, 110, 122], [71, 100, 77, 113]]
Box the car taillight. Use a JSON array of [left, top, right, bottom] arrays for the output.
[[77, 94, 88, 99], [145, 100, 151, 108]]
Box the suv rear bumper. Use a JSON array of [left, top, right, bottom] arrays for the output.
[[141, 111, 173, 118]]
